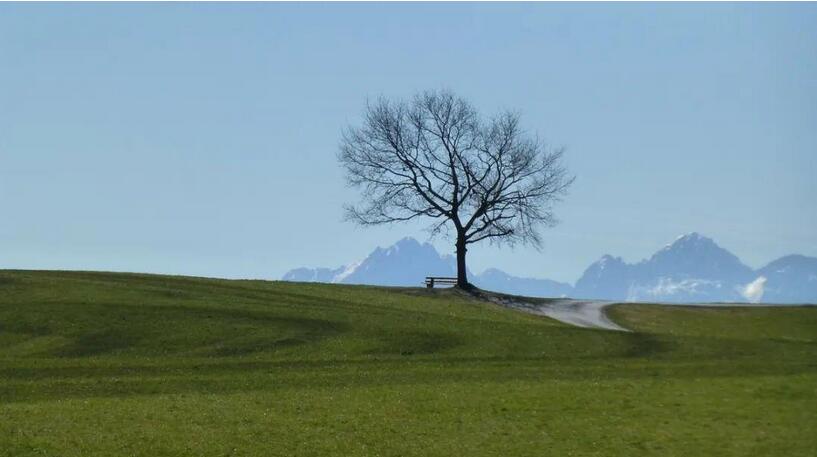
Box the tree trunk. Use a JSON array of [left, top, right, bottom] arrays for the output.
[[455, 235, 470, 289]]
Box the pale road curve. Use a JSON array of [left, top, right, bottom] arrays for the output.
[[533, 300, 628, 331], [488, 296, 812, 332], [485, 296, 629, 331]]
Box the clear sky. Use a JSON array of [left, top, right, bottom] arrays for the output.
[[1, 3, 815, 283]]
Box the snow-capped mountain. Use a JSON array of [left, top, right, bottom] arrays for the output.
[[337, 237, 456, 287], [282, 266, 346, 283], [282, 237, 456, 287], [574, 233, 757, 302], [647, 233, 754, 281], [283, 233, 817, 304]]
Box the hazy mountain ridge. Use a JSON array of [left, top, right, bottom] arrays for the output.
[[574, 233, 757, 302], [282, 238, 456, 287], [474, 268, 573, 298], [283, 234, 817, 304], [756, 255, 817, 304]]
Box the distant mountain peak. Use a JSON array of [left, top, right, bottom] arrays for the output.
[[645, 232, 752, 284], [480, 267, 506, 277], [664, 232, 716, 250], [653, 232, 737, 261], [374, 237, 428, 255], [597, 254, 625, 267], [678, 231, 706, 241], [393, 236, 423, 248], [575, 232, 761, 302]]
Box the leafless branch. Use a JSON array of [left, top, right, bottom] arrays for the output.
[[338, 90, 574, 286]]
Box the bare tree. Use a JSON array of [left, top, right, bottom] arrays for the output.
[[339, 90, 574, 289]]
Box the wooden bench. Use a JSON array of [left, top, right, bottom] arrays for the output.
[[425, 276, 457, 288]]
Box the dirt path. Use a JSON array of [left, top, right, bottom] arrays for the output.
[[485, 295, 628, 331], [484, 294, 812, 332], [534, 299, 628, 331]]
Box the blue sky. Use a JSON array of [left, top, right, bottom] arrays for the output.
[[1, 3, 815, 283]]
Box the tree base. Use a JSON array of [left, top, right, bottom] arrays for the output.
[[455, 282, 476, 291]]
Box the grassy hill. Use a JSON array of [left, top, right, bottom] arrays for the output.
[[1, 270, 815, 456]]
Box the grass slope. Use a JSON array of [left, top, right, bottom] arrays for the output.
[[1, 270, 815, 456]]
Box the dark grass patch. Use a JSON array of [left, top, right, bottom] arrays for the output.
[[365, 330, 463, 356]]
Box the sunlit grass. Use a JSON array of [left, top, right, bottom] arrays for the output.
[[1, 270, 815, 456]]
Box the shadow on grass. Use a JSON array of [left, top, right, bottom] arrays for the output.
[[2, 300, 351, 358], [621, 332, 679, 358], [2, 357, 815, 405], [3, 331, 816, 404], [365, 329, 464, 356]]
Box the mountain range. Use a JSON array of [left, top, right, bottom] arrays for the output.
[[282, 234, 817, 304]]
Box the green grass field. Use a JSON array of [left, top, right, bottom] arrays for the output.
[[1, 270, 815, 456]]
